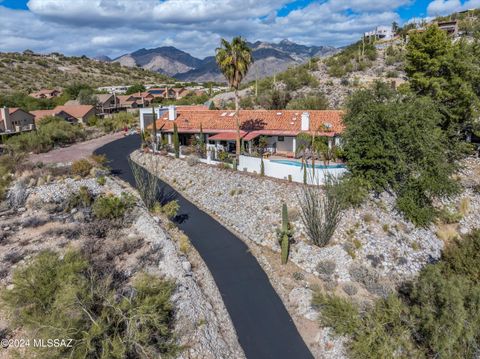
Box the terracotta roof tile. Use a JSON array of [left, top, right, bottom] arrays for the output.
[[153, 109, 344, 136], [54, 105, 94, 119]]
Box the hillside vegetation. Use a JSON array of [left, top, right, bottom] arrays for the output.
[[0, 51, 171, 93]]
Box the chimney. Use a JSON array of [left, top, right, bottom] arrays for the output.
[[1, 107, 11, 131], [301, 112, 310, 131], [168, 105, 177, 121]]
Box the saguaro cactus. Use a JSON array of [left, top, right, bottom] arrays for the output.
[[280, 203, 290, 264], [260, 158, 265, 176]]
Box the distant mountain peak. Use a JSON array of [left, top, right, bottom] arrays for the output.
[[113, 39, 338, 82]]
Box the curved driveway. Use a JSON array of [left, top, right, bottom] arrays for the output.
[[95, 135, 313, 359]]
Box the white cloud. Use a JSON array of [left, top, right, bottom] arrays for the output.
[[0, 0, 411, 58], [427, 0, 480, 16]]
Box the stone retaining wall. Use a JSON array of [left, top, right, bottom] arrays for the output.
[[132, 151, 476, 285]]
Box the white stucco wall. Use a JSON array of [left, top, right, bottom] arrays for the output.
[[238, 155, 346, 185]]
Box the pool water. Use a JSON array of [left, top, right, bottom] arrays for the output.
[[271, 159, 346, 169]]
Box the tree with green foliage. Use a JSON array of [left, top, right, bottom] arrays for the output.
[[77, 88, 98, 106], [406, 24, 480, 147], [216, 36, 253, 160], [126, 83, 146, 95], [342, 82, 459, 226], [173, 122, 180, 158]]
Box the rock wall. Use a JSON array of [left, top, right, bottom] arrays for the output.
[[131, 151, 457, 286]]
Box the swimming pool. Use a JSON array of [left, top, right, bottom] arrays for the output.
[[270, 159, 346, 169]]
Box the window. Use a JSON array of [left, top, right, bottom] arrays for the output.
[[278, 136, 284, 142]]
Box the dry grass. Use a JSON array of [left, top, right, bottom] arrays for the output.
[[436, 224, 460, 244], [458, 197, 470, 216]]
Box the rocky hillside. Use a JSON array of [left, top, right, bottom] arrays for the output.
[[113, 40, 338, 82], [0, 51, 171, 93]]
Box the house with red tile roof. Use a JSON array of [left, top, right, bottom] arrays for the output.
[[140, 106, 344, 157], [29, 89, 62, 99], [0, 107, 36, 133], [30, 109, 80, 124], [54, 105, 96, 124]]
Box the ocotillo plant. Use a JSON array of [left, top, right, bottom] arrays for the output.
[[303, 165, 307, 184], [173, 123, 180, 158]]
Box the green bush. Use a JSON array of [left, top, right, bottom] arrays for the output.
[[92, 192, 136, 219], [276, 66, 318, 91], [1, 250, 178, 358], [6, 117, 85, 154], [161, 200, 179, 219], [67, 185, 93, 209], [325, 40, 377, 77], [314, 230, 480, 359], [70, 159, 93, 177], [286, 93, 328, 110]]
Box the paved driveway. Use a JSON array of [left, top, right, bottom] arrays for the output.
[[29, 132, 124, 164], [95, 135, 314, 359]]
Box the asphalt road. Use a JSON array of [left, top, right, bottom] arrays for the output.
[[95, 134, 313, 359]]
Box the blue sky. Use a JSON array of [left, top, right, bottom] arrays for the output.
[[0, 0, 477, 58]]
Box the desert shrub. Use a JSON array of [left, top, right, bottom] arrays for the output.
[[161, 200, 179, 219], [96, 175, 106, 185], [6, 118, 85, 154], [67, 186, 93, 209], [1, 250, 178, 358], [186, 155, 199, 166], [315, 230, 480, 359], [286, 93, 328, 110], [90, 153, 108, 167], [336, 175, 369, 208], [438, 207, 463, 224], [276, 66, 318, 91], [92, 192, 136, 219], [129, 159, 159, 210], [312, 292, 362, 335], [70, 159, 93, 177], [316, 260, 336, 281]]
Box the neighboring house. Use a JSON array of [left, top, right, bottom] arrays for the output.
[[128, 92, 154, 107], [117, 95, 140, 110], [96, 85, 130, 94], [141, 107, 344, 157], [364, 26, 395, 41], [30, 109, 79, 124], [29, 89, 62, 99], [96, 94, 119, 115], [147, 87, 188, 100], [54, 105, 96, 124], [116, 92, 152, 110], [0, 107, 36, 133], [436, 20, 459, 37]]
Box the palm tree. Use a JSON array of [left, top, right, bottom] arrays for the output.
[[215, 37, 253, 159]]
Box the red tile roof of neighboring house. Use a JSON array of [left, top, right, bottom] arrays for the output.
[[152, 110, 344, 136], [54, 105, 94, 119], [30, 109, 57, 122], [208, 131, 247, 141]]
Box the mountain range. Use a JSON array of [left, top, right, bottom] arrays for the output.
[[110, 40, 338, 82]]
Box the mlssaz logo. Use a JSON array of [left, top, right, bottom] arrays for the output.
[[33, 339, 74, 348]]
